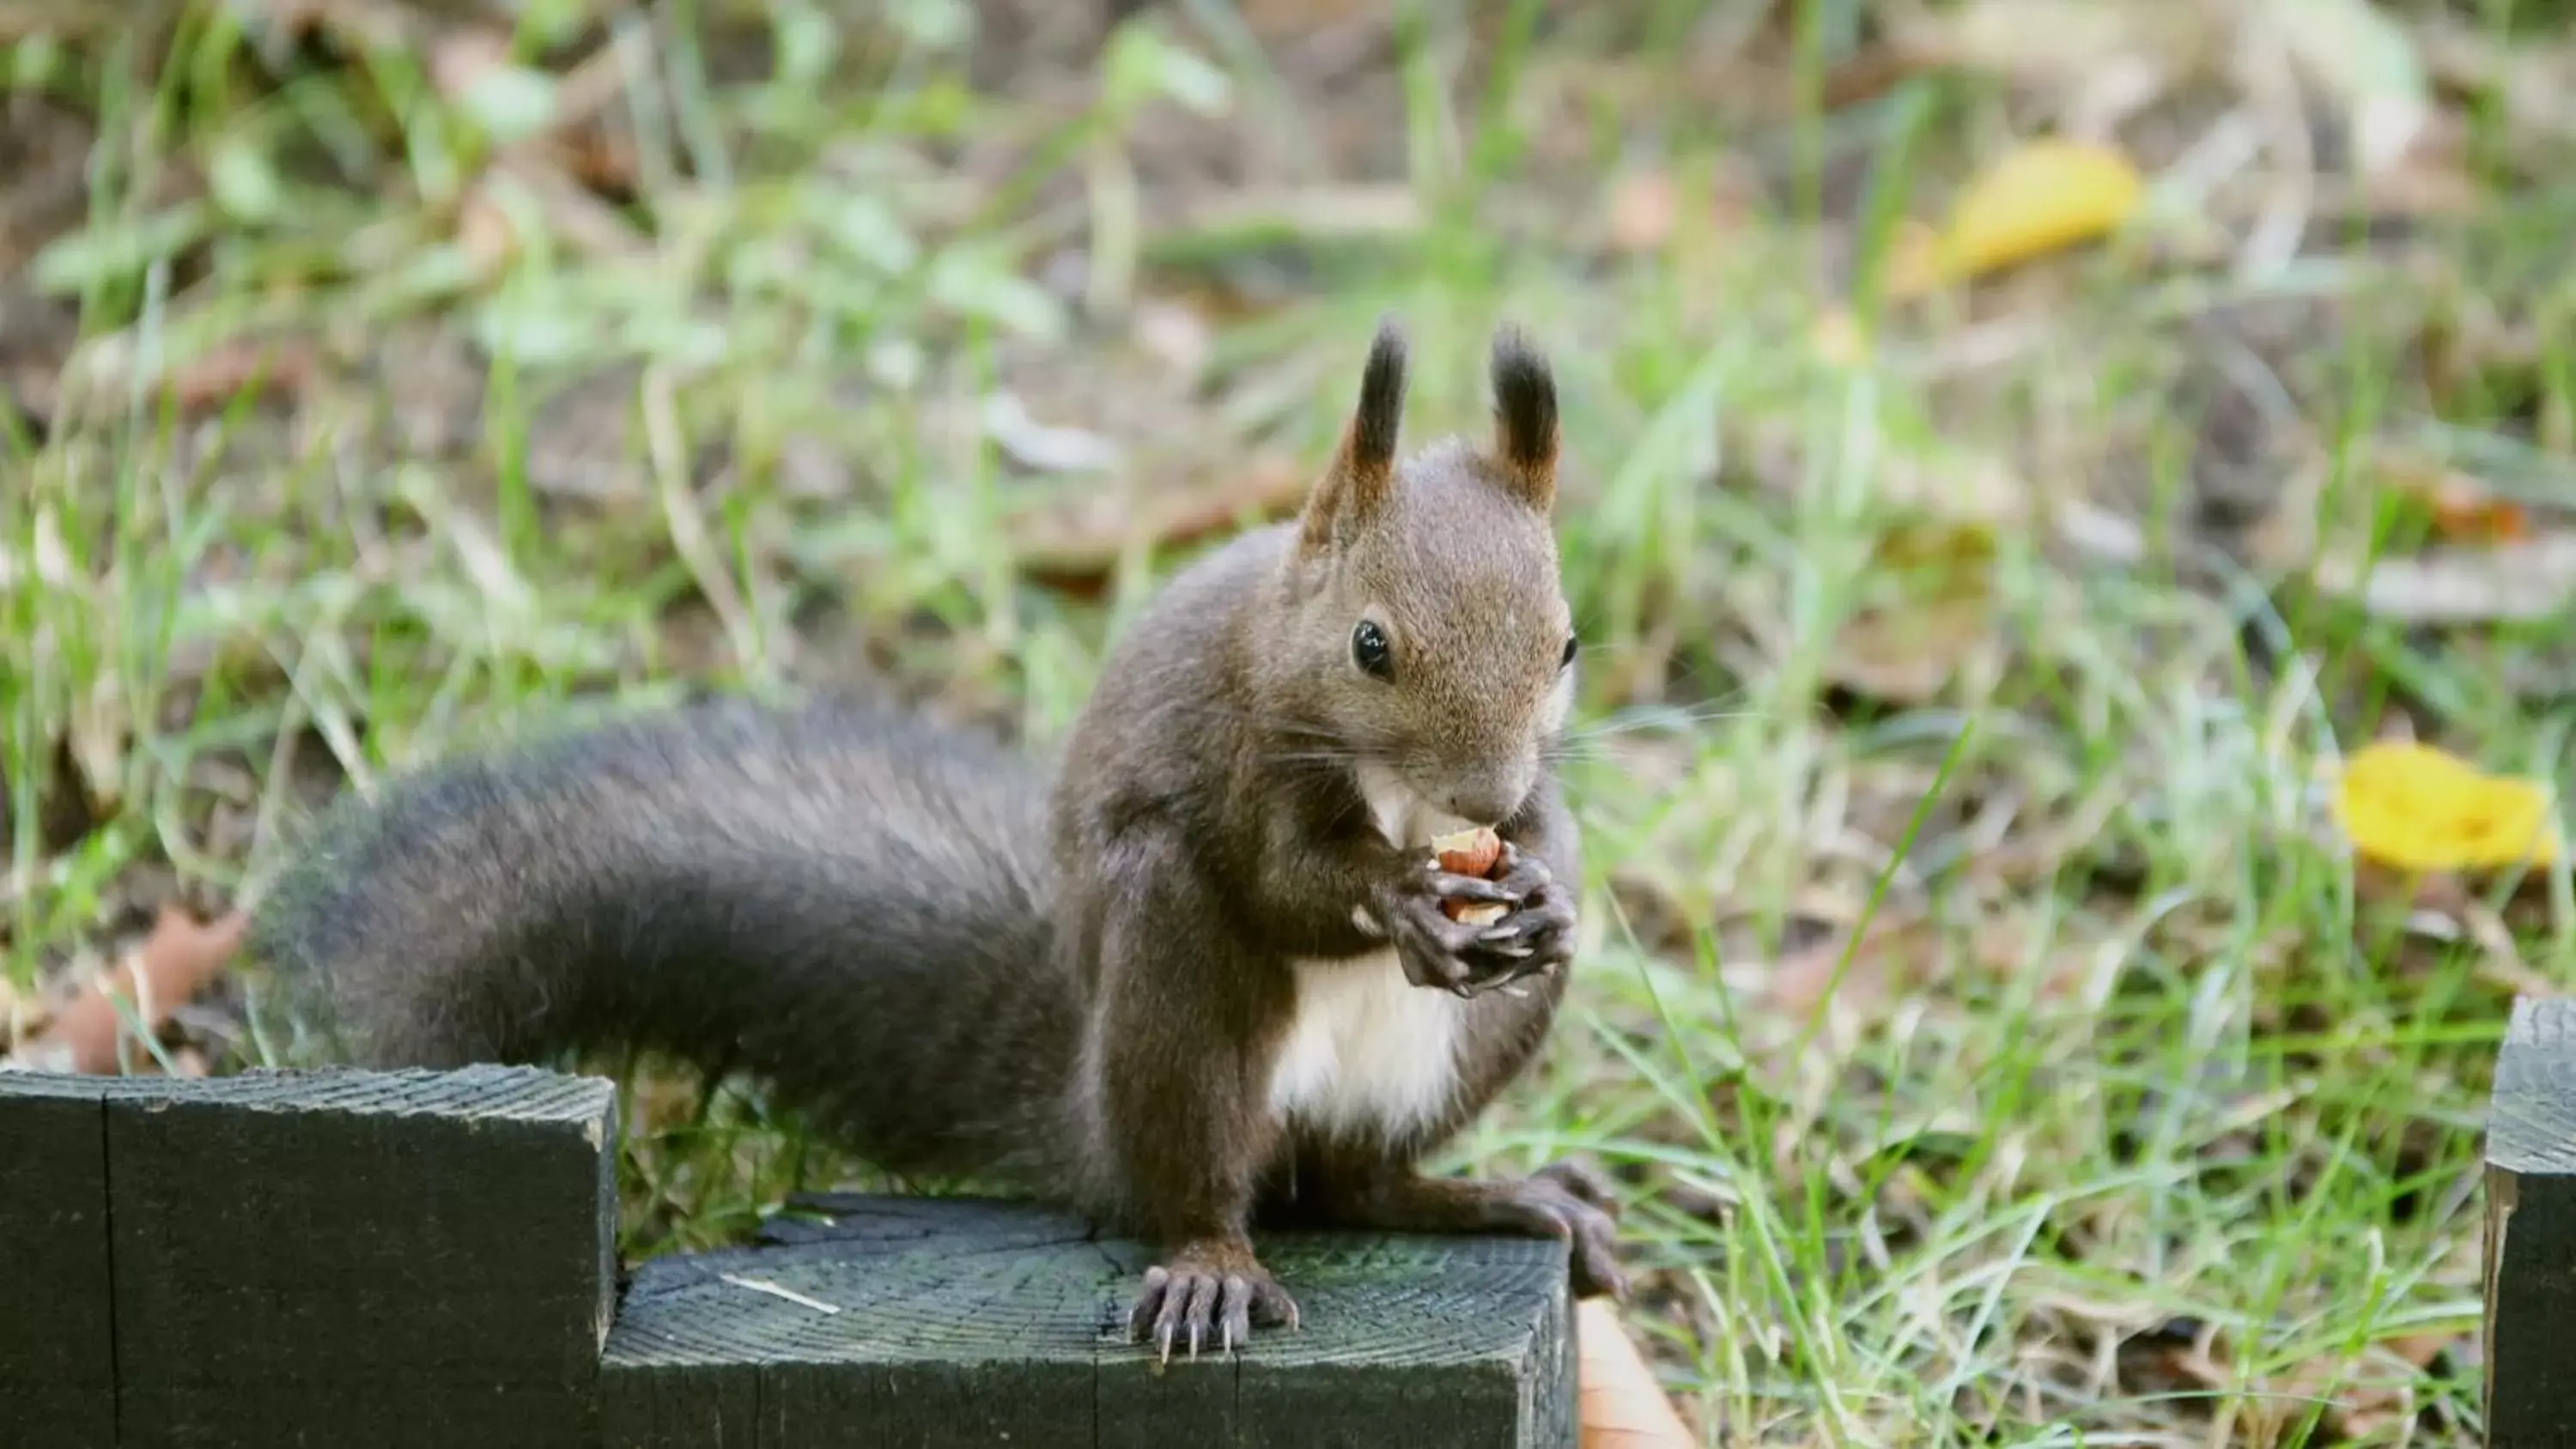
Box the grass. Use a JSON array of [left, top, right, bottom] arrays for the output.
[[9, 0, 2576, 1442]]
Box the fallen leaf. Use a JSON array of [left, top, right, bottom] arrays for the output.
[[13, 906, 246, 1075], [1577, 1299, 1694, 1448], [1885, 139, 2144, 298], [1833, 574, 2004, 701], [1828, 597, 1995, 704], [1765, 919, 1914, 1022], [1824, 521, 2003, 705], [2326, 1331, 2453, 1438], [149, 338, 317, 409], [2421, 485, 2530, 543], [556, 124, 641, 192], [2336, 739, 2559, 872], [1818, 45, 1942, 111], [2175, 1325, 2458, 1443], [2379, 456, 2530, 543], [49, 335, 317, 423]]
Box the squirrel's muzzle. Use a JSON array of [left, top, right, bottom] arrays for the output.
[[1429, 758, 1540, 830]]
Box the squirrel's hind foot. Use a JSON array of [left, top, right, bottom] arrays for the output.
[[1306, 1160, 1628, 1303], [1126, 1239, 1301, 1364], [1523, 1160, 1626, 1300]]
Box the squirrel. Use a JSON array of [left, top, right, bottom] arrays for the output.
[[249, 318, 1625, 1363]]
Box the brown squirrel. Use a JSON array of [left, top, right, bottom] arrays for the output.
[[250, 319, 1624, 1362]]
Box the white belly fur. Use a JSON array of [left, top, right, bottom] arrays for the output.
[[1269, 950, 1465, 1141], [1267, 761, 1474, 1142]]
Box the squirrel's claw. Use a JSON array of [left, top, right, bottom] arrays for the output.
[[1218, 1273, 1258, 1353], [1460, 867, 1577, 995], [1127, 1254, 1297, 1365], [1425, 869, 1518, 906]]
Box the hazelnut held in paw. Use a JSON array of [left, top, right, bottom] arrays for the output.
[[1431, 827, 1510, 925]]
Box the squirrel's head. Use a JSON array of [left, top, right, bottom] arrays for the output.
[[1273, 318, 1573, 838]]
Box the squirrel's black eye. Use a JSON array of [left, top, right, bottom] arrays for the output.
[[1352, 621, 1393, 680], [1559, 634, 1578, 670]]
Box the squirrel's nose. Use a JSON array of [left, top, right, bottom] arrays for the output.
[[1438, 776, 1532, 829]]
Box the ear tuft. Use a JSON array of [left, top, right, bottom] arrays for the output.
[[1300, 316, 1409, 552], [1488, 324, 1557, 509]]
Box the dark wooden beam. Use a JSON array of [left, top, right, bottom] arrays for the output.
[[0, 1070, 127, 1448], [2, 1064, 621, 1448], [605, 1193, 1576, 1449], [3, 1065, 1576, 1447], [2487, 994, 2576, 1447]]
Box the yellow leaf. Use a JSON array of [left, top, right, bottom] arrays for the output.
[[2335, 740, 2561, 872], [1886, 139, 2144, 298]]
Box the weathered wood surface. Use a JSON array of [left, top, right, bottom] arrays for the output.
[[0, 1064, 619, 1449], [2488, 994, 2576, 1447], [605, 1192, 1576, 1449], [3, 1064, 1576, 1448]]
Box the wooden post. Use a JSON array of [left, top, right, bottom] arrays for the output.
[[2, 1066, 1576, 1448], [0, 1070, 127, 1448], [0, 1064, 620, 1449], [2487, 995, 2576, 1446]]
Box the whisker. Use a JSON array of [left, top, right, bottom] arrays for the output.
[[1558, 701, 1763, 740]]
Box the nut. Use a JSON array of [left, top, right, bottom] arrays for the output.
[[1431, 827, 1504, 878], [1431, 827, 1509, 924]]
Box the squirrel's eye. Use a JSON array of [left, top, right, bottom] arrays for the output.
[[1352, 621, 1394, 680], [1559, 634, 1579, 670]]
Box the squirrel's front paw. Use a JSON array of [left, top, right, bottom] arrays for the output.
[[1125, 1241, 1300, 1363], [1380, 864, 1522, 994], [1455, 842, 1576, 996]]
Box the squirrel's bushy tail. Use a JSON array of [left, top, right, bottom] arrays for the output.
[[248, 694, 1074, 1185]]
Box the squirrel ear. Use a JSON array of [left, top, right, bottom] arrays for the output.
[[1300, 317, 1406, 553], [1487, 324, 1557, 511]]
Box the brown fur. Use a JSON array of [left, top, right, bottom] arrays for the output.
[[251, 323, 1619, 1363]]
